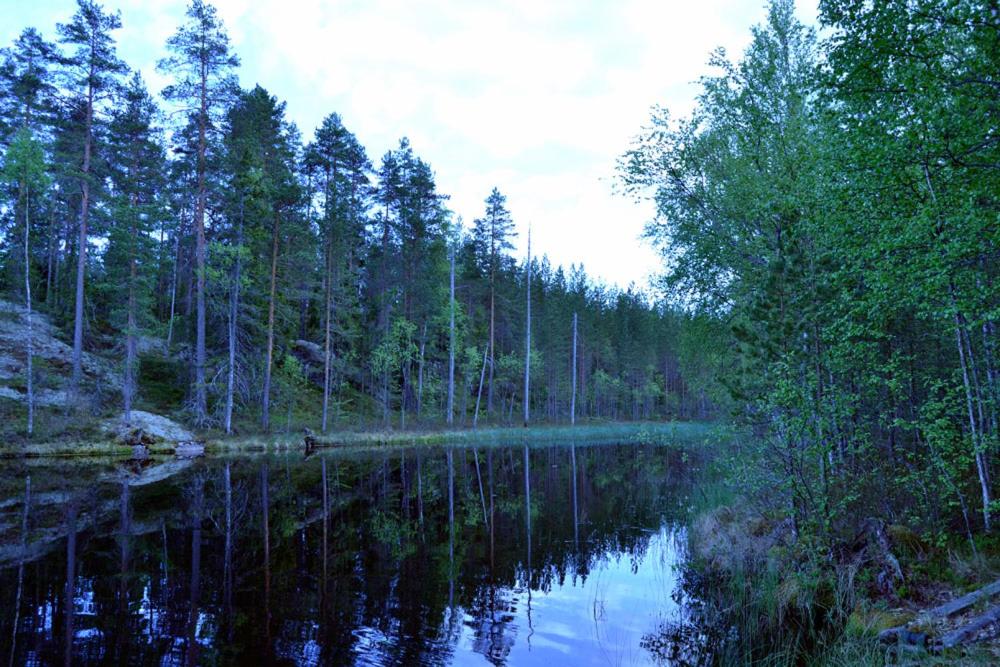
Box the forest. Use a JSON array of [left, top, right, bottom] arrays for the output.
[[621, 0, 1000, 659], [0, 0, 711, 443], [3, 0, 1000, 662]]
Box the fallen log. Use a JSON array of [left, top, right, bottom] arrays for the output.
[[877, 628, 928, 647], [938, 603, 1000, 650], [921, 579, 1000, 621], [879, 578, 1000, 648]]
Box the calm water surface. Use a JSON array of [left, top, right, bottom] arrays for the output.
[[0, 442, 704, 666]]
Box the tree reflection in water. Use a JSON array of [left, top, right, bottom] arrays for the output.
[[0, 442, 701, 666]]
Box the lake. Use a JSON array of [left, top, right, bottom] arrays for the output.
[[0, 441, 707, 666]]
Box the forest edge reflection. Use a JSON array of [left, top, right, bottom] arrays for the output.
[[0, 441, 708, 666]]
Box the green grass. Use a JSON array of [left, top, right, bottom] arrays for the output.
[[1, 419, 723, 459], [210, 420, 723, 453]]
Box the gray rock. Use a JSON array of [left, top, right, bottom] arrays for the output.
[[293, 339, 325, 365], [103, 410, 195, 445], [0, 299, 119, 394], [174, 441, 205, 458]]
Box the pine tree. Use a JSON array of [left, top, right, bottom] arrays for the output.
[[0, 28, 59, 138], [57, 0, 126, 400], [158, 0, 239, 422], [3, 129, 48, 435], [104, 72, 166, 421], [472, 187, 516, 418]]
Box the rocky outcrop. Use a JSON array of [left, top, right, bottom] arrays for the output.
[[292, 338, 327, 384], [0, 300, 119, 405], [102, 410, 195, 447]]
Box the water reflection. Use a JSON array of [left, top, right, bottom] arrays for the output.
[[0, 442, 698, 666]]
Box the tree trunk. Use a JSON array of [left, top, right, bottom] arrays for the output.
[[523, 229, 531, 427], [9, 476, 30, 667], [955, 313, 992, 532], [488, 279, 495, 414], [186, 477, 203, 667], [262, 212, 280, 431], [70, 68, 95, 400], [223, 463, 233, 638], [261, 465, 272, 640], [447, 246, 456, 424], [224, 213, 243, 435], [63, 503, 77, 667], [417, 323, 426, 419], [165, 218, 180, 355], [124, 195, 138, 422], [473, 344, 488, 429], [321, 241, 333, 432], [22, 182, 34, 435], [45, 201, 55, 306], [571, 312, 577, 426], [193, 66, 209, 421]]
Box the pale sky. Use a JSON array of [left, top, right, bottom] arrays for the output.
[[2, 0, 817, 290]]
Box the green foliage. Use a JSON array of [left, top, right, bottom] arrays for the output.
[[623, 0, 1000, 543], [1, 0, 715, 443]]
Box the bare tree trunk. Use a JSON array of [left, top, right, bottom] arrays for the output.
[[262, 212, 280, 431], [523, 228, 531, 427], [321, 458, 328, 582], [45, 202, 55, 306], [63, 503, 77, 667], [417, 453, 424, 529], [417, 323, 427, 419], [570, 312, 577, 426], [570, 445, 578, 548], [983, 320, 999, 436], [473, 448, 488, 526], [447, 448, 455, 611], [321, 244, 333, 433], [71, 68, 96, 400], [52, 213, 64, 311], [382, 369, 390, 428], [473, 344, 488, 429], [124, 195, 138, 423], [261, 465, 272, 641], [9, 477, 30, 667], [224, 215, 243, 435], [447, 246, 455, 424], [488, 280, 495, 414], [193, 69, 209, 422], [22, 183, 34, 435], [186, 477, 203, 666], [956, 314, 992, 532], [223, 463, 233, 638], [165, 221, 180, 355]]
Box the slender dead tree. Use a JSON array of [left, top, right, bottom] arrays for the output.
[[262, 211, 280, 431], [224, 212, 243, 434], [9, 476, 30, 667], [22, 177, 34, 435], [447, 244, 456, 425], [473, 344, 488, 429], [571, 312, 578, 426], [523, 226, 531, 427]]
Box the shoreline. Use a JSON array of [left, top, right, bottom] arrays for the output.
[[3, 420, 723, 459]]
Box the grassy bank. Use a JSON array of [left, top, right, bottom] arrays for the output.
[[210, 420, 723, 453], [676, 491, 1000, 665], [1, 420, 723, 458]]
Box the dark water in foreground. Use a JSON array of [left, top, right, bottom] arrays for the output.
[[0, 442, 703, 666]]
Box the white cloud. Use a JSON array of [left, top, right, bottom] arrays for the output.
[[2, 0, 819, 289]]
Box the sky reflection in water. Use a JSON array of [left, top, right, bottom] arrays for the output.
[[0, 442, 696, 666]]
